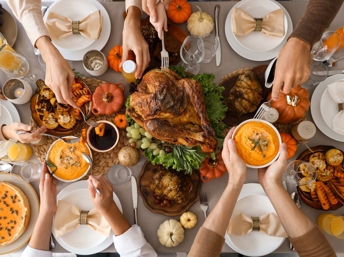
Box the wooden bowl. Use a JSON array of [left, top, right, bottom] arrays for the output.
[[138, 161, 202, 216]]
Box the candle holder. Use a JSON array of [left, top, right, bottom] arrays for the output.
[[82, 50, 108, 76], [2, 78, 33, 104]]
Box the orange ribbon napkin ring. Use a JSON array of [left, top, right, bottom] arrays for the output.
[[80, 210, 89, 225], [231, 8, 285, 38]]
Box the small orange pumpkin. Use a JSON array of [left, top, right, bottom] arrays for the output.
[[267, 85, 310, 123], [108, 45, 135, 72], [114, 114, 127, 130], [92, 83, 125, 115], [199, 152, 227, 182], [167, 0, 192, 24], [280, 132, 297, 159]]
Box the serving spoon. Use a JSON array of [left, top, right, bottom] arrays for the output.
[[82, 152, 100, 196], [16, 130, 80, 144]]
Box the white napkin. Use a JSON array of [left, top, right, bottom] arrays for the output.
[[327, 79, 344, 135]]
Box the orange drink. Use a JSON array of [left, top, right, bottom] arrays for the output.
[[8, 143, 33, 162], [335, 26, 344, 49], [317, 213, 344, 239], [331, 216, 344, 239], [317, 213, 336, 234], [323, 28, 344, 51]]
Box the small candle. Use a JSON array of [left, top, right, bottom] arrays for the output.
[[14, 88, 24, 98]]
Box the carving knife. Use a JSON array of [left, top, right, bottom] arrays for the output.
[[131, 176, 138, 225], [215, 5, 221, 66], [312, 69, 344, 76]]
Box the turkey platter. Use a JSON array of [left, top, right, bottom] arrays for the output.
[[127, 69, 216, 153]]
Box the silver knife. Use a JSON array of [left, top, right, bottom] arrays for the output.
[[289, 192, 301, 250], [215, 5, 221, 67], [313, 70, 344, 76], [131, 176, 138, 225]]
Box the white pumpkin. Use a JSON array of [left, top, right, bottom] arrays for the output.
[[187, 6, 214, 37], [157, 219, 185, 247], [180, 212, 197, 229]]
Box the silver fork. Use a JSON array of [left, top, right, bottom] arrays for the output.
[[78, 108, 99, 127], [200, 193, 209, 219], [323, 55, 344, 67], [253, 99, 273, 120], [16, 131, 80, 144], [161, 31, 169, 71]]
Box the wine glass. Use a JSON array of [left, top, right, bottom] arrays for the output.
[[180, 35, 205, 75], [10, 161, 42, 183], [309, 30, 341, 83], [283, 160, 317, 186]]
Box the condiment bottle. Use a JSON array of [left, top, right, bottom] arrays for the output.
[[122, 60, 136, 84]]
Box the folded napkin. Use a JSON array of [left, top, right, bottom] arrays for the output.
[[54, 201, 111, 238], [227, 213, 287, 237], [327, 79, 344, 135], [45, 10, 103, 40], [231, 8, 284, 37]]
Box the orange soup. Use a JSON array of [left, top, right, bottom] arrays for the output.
[[48, 140, 91, 181], [234, 121, 280, 166]]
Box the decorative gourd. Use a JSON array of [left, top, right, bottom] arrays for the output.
[[157, 219, 184, 247], [199, 152, 227, 182], [280, 132, 297, 159], [107, 45, 135, 72], [187, 6, 214, 37], [167, 0, 192, 24], [113, 114, 127, 129], [92, 83, 125, 115], [180, 212, 197, 229], [267, 85, 310, 123]]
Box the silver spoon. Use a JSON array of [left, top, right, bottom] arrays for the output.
[[82, 152, 100, 196], [0, 163, 13, 173]]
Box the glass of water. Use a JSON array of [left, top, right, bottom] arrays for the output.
[[10, 161, 42, 183], [180, 35, 205, 75], [200, 34, 219, 63]]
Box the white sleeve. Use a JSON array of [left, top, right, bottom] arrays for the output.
[[125, 0, 142, 12], [6, 0, 49, 46], [113, 225, 157, 257], [21, 246, 52, 257]]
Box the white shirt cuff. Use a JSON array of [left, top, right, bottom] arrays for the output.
[[125, 0, 142, 13], [21, 246, 52, 257], [113, 225, 148, 254]]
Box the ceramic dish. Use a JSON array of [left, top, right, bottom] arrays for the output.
[[320, 84, 344, 135], [311, 74, 344, 142], [138, 161, 201, 216], [87, 120, 119, 153], [53, 180, 122, 255], [231, 0, 288, 52], [0, 8, 18, 47], [225, 194, 285, 256], [0, 99, 21, 123], [225, 0, 293, 61], [0, 173, 39, 254], [43, 0, 97, 51], [46, 136, 92, 182], [44, 0, 111, 61]]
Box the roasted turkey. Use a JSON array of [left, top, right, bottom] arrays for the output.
[[150, 168, 193, 203], [126, 69, 216, 153]]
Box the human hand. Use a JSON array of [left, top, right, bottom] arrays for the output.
[[258, 143, 288, 191], [272, 37, 311, 100], [39, 162, 57, 216], [88, 175, 116, 214], [36, 36, 77, 108], [143, 0, 171, 22], [222, 127, 247, 185], [2, 123, 47, 143], [149, 2, 168, 39], [0, 89, 6, 100], [122, 6, 150, 79]]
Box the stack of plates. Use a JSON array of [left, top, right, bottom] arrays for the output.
[[43, 0, 111, 61], [311, 74, 344, 142], [0, 99, 21, 124], [225, 0, 293, 61]]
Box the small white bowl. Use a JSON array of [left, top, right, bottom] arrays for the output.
[[46, 136, 92, 182], [87, 120, 119, 153], [232, 119, 281, 169]]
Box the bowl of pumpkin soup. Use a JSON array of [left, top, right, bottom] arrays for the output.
[[46, 136, 92, 182], [232, 119, 281, 168]]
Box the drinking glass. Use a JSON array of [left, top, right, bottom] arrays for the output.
[[200, 34, 219, 63], [7, 142, 33, 162], [283, 160, 317, 186], [10, 161, 42, 183], [106, 165, 132, 186], [317, 214, 344, 239], [180, 35, 205, 75]]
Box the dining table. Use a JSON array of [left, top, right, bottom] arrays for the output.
[[1, 0, 344, 255]]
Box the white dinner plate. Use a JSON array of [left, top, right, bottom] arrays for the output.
[[53, 180, 122, 255], [44, 0, 97, 51], [311, 74, 344, 141], [0, 99, 21, 123], [225, 194, 285, 256], [232, 0, 288, 52], [0, 173, 40, 254], [45, 0, 111, 61], [225, 0, 293, 61]]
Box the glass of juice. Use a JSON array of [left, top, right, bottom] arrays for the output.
[[317, 213, 344, 239], [7, 142, 33, 162]]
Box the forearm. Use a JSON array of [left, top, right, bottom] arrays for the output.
[[203, 181, 244, 236], [101, 203, 131, 236], [290, 0, 343, 47], [29, 212, 53, 251], [263, 183, 313, 238], [126, 6, 142, 26]]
